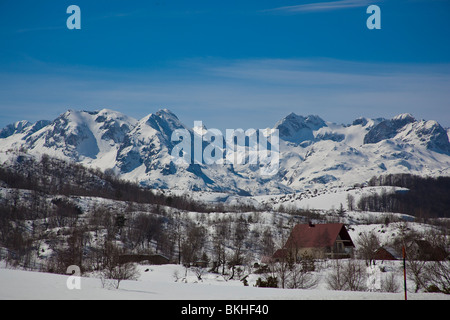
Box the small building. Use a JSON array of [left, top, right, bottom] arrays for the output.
[[193, 260, 209, 268], [373, 247, 402, 261], [411, 240, 448, 261], [274, 222, 355, 261]]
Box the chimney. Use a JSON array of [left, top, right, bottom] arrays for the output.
[[308, 221, 315, 227]]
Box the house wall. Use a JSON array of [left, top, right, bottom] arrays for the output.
[[290, 243, 353, 260], [301, 246, 352, 260], [295, 247, 326, 260]]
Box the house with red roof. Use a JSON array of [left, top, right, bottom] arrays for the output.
[[273, 222, 355, 261]]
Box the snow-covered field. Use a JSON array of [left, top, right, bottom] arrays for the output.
[[1, 264, 448, 301]]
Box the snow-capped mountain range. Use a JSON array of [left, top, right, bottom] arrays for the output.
[[1, 109, 449, 195]]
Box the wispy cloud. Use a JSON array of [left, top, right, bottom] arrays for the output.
[[1, 58, 449, 130], [266, 0, 373, 13]]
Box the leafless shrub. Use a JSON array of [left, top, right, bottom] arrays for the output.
[[326, 259, 367, 291], [424, 261, 450, 294], [100, 242, 140, 289], [326, 259, 346, 290], [287, 263, 319, 289], [381, 272, 400, 293]]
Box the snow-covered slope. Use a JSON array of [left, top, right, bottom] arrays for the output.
[[1, 109, 449, 195], [1, 264, 449, 300], [0, 109, 136, 168], [275, 113, 450, 191]]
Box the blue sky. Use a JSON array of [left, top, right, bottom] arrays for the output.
[[1, 0, 450, 130]]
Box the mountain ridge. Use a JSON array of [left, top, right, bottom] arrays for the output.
[[1, 108, 449, 195]]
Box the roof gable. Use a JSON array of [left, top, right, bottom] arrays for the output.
[[285, 223, 354, 249], [374, 247, 401, 260]]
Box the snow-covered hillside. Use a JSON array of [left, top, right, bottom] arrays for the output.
[[0, 153, 448, 300], [1, 109, 449, 195], [252, 185, 408, 211]]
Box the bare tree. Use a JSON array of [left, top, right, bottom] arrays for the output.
[[356, 230, 381, 265], [181, 222, 206, 267], [326, 259, 367, 291], [287, 262, 319, 289], [381, 272, 400, 293], [424, 261, 450, 294], [270, 259, 291, 289], [326, 259, 346, 291], [347, 194, 355, 211], [343, 259, 367, 291], [407, 259, 428, 293], [228, 217, 249, 279], [261, 227, 275, 257], [211, 220, 229, 275], [101, 241, 139, 289]]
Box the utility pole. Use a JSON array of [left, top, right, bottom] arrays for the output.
[[402, 245, 407, 300]]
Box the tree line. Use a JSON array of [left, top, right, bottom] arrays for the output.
[[357, 174, 450, 218], [0, 153, 238, 213]]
